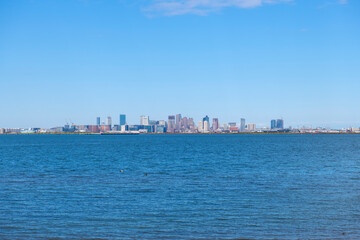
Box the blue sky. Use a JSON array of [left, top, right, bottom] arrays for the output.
[[0, 0, 359, 128]]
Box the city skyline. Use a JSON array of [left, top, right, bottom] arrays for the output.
[[2, 112, 360, 134], [0, 112, 359, 130], [3, 111, 360, 134], [1, 0, 359, 129]]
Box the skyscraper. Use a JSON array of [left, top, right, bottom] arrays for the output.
[[240, 118, 246, 132], [203, 115, 209, 123], [276, 119, 284, 129], [176, 114, 182, 130], [119, 114, 126, 126], [203, 121, 210, 132], [181, 117, 188, 131], [198, 120, 204, 132], [167, 115, 176, 133], [199, 115, 209, 133], [96, 117, 100, 126], [271, 119, 277, 129], [212, 118, 219, 130], [107, 116, 112, 126], [188, 118, 195, 130]]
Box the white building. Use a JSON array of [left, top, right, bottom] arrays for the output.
[[198, 120, 204, 132], [203, 121, 210, 132], [158, 120, 166, 126], [107, 116, 112, 126], [140, 116, 149, 125]]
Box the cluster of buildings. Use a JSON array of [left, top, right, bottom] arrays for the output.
[[92, 114, 261, 134], [1, 114, 359, 134], [49, 114, 266, 134]]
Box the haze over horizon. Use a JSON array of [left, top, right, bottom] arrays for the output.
[[0, 0, 359, 129]]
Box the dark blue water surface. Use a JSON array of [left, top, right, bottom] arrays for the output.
[[1, 134, 360, 239]]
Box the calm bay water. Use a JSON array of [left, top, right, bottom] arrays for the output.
[[1, 134, 360, 239]]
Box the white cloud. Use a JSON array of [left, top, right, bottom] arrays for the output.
[[319, 0, 348, 8], [144, 0, 293, 16]]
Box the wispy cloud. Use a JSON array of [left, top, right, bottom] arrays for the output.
[[319, 0, 348, 8], [144, 0, 293, 16]]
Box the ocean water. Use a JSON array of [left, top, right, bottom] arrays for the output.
[[1, 134, 360, 239]]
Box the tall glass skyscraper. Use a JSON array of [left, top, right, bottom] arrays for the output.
[[240, 118, 246, 131], [276, 119, 284, 129], [203, 115, 209, 123], [119, 114, 126, 126], [96, 117, 100, 126], [271, 120, 277, 129]]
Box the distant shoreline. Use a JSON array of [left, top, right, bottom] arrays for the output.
[[1, 132, 359, 135]]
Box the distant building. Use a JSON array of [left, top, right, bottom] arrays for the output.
[[149, 120, 157, 126], [101, 125, 111, 132], [140, 116, 149, 125], [176, 114, 182, 130], [247, 123, 256, 131], [31, 128, 41, 132], [64, 125, 75, 132], [188, 118, 195, 131], [121, 125, 129, 132], [50, 127, 64, 133], [96, 117, 100, 126], [77, 125, 88, 132], [143, 125, 152, 133], [240, 118, 246, 132], [276, 119, 284, 129], [229, 127, 239, 132], [198, 116, 210, 133], [181, 117, 188, 131], [155, 125, 166, 133], [203, 121, 210, 132], [21, 129, 35, 134], [229, 122, 236, 127], [120, 114, 126, 126], [212, 118, 219, 131], [131, 124, 152, 133], [107, 116, 112, 127], [88, 125, 100, 132], [350, 127, 360, 133], [198, 120, 204, 132], [158, 120, 166, 126], [167, 115, 176, 133], [271, 120, 277, 130], [203, 115, 209, 123]]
